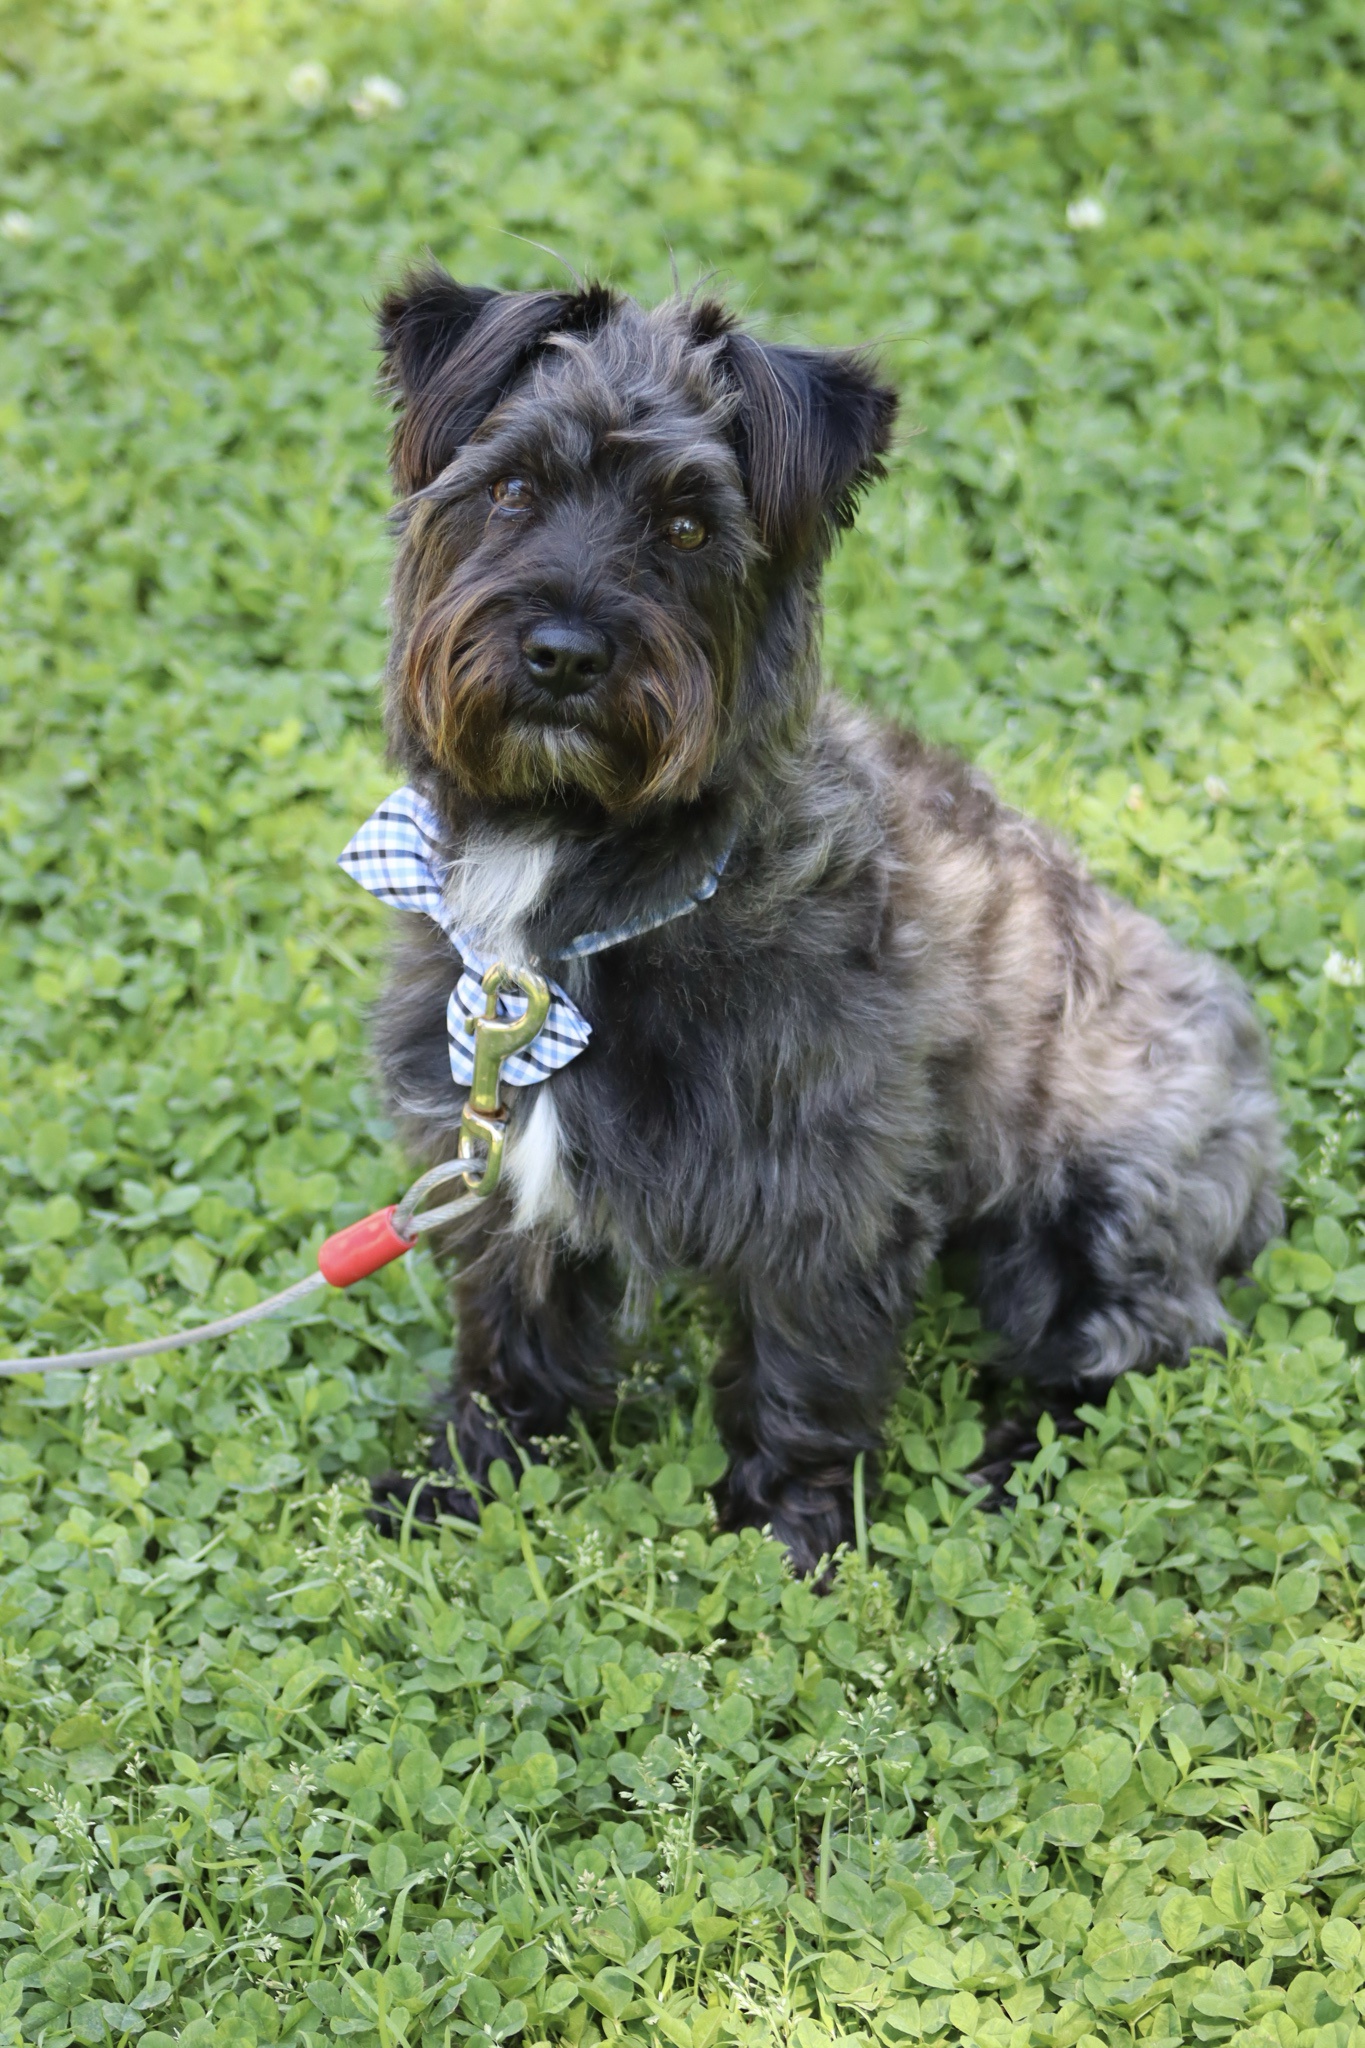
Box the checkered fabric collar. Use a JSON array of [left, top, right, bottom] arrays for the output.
[[338, 785, 731, 1090]]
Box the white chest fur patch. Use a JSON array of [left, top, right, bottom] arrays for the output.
[[503, 1087, 576, 1233], [444, 823, 558, 960]]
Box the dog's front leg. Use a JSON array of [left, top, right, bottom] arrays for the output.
[[710, 1282, 906, 1578], [371, 1220, 621, 1527]]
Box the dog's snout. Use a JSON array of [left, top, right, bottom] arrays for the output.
[[520, 619, 613, 698]]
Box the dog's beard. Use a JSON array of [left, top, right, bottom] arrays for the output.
[[401, 575, 723, 812]]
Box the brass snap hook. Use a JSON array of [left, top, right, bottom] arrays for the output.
[[457, 962, 551, 1197]]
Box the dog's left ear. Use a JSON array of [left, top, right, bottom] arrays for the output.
[[711, 321, 898, 561]]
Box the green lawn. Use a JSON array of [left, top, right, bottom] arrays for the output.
[[2, 4, 1365, 2046]]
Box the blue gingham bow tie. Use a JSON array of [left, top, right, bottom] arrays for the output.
[[338, 786, 731, 1091], [337, 786, 588, 1088]]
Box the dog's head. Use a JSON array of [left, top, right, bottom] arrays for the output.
[[378, 266, 897, 814]]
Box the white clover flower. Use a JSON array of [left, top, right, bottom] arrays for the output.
[[350, 74, 406, 120], [1203, 774, 1229, 802], [286, 62, 331, 110], [1323, 950, 1365, 988], [1066, 195, 1107, 232], [1, 210, 35, 244]]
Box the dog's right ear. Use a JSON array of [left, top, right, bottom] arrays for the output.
[[378, 263, 617, 493]]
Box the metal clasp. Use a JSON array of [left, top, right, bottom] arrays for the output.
[[456, 962, 551, 1197]]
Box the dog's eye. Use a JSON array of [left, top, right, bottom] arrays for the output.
[[490, 476, 534, 509], [664, 513, 707, 551]]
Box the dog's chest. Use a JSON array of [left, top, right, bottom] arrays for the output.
[[444, 823, 579, 1233], [444, 822, 558, 961], [499, 947, 732, 1252], [502, 1087, 577, 1232]]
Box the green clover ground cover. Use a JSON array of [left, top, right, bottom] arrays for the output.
[[3, 3, 1365, 2046]]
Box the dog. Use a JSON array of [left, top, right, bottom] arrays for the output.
[[351, 264, 1283, 1575]]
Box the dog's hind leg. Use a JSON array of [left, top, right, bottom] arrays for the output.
[[970, 1138, 1281, 1489], [370, 1223, 622, 1529], [968, 933, 1283, 1488]]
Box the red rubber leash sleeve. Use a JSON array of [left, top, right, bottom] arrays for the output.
[[316, 1207, 418, 1288]]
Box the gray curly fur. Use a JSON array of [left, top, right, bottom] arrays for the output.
[[363, 267, 1284, 1574]]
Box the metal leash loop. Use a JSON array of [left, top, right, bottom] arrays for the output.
[[393, 958, 551, 1232], [455, 961, 551, 1198]]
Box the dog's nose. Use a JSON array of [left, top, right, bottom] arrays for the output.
[[520, 620, 613, 697]]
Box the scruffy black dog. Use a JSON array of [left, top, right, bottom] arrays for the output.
[[361, 264, 1283, 1574]]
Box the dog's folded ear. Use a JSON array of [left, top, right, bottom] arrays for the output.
[[377, 263, 617, 493], [714, 325, 898, 562]]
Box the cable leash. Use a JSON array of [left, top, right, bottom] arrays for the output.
[[0, 962, 550, 1380]]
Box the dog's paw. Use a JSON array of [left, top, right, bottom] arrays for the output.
[[368, 1469, 481, 1536], [718, 1464, 855, 1580], [969, 1406, 1085, 1504]]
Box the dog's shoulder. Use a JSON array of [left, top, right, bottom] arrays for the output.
[[791, 693, 1019, 888], [807, 693, 994, 822], [817, 695, 1093, 900], [803, 694, 1126, 1008]]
